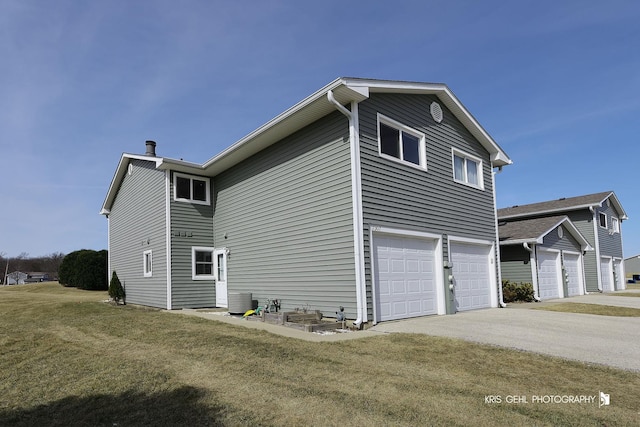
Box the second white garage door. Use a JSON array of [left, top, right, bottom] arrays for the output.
[[450, 242, 493, 312], [374, 234, 439, 321], [563, 252, 583, 297], [537, 250, 562, 300]]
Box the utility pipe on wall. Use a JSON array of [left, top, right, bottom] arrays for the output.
[[523, 242, 541, 302]]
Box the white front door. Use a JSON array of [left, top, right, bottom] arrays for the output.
[[214, 248, 228, 307]]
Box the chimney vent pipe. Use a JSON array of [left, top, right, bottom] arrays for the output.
[[145, 140, 157, 156]]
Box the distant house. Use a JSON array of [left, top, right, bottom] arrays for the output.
[[498, 191, 628, 293], [6, 271, 28, 285], [624, 255, 640, 282], [101, 77, 513, 324], [499, 216, 592, 299], [26, 272, 50, 283]]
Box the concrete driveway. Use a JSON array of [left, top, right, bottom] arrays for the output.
[[370, 291, 640, 372]]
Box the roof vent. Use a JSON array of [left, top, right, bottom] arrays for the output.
[[145, 140, 157, 157], [430, 102, 443, 123]]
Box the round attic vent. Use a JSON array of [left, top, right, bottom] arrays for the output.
[[430, 102, 443, 123], [557, 227, 564, 239]]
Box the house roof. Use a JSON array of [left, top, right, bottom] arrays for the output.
[[498, 215, 592, 251], [101, 77, 512, 214], [498, 191, 628, 221]]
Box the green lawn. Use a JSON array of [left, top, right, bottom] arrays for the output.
[[1, 283, 639, 426]]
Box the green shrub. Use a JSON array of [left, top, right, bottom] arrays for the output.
[[502, 280, 535, 303], [58, 249, 108, 290], [108, 271, 126, 305]]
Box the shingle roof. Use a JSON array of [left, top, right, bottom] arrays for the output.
[[498, 215, 591, 250], [498, 191, 627, 220]]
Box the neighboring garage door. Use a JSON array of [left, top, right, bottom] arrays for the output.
[[600, 257, 613, 292], [613, 259, 623, 291], [450, 242, 492, 312], [537, 250, 561, 300], [563, 252, 583, 297], [374, 234, 438, 321]]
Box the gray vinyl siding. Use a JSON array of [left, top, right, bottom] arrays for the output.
[[109, 159, 167, 308], [594, 203, 624, 258], [358, 93, 499, 316], [542, 225, 582, 252], [500, 246, 533, 284], [213, 111, 356, 317], [566, 210, 599, 292], [170, 173, 216, 308]]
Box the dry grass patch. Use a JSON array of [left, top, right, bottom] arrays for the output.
[[534, 302, 640, 317], [612, 292, 640, 297], [1, 283, 640, 426]]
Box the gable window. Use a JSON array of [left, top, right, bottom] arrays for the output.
[[174, 173, 210, 205], [611, 217, 620, 233], [192, 247, 215, 280], [377, 114, 426, 169], [452, 149, 484, 189], [143, 250, 153, 277], [598, 212, 607, 228]]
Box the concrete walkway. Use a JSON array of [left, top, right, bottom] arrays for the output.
[[370, 291, 640, 372]]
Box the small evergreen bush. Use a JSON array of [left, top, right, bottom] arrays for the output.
[[502, 280, 535, 303], [108, 271, 126, 305]]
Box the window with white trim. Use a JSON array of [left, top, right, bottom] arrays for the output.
[[452, 149, 484, 189], [377, 114, 427, 169], [143, 250, 153, 277], [598, 212, 607, 228], [192, 247, 215, 280], [611, 217, 620, 233], [173, 172, 210, 205]]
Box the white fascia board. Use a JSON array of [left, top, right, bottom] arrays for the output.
[[499, 203, 602, 220], [350, 79, 512, 167], [603, 192, 629, 220], [100, 153, 164, 215], [560, 218, 593, 252], [499, 238, 543, 246]]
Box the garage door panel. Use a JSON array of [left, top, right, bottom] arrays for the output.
[[375, 235, 439, 321], [538, 250, 560, 299], [451, 242, 493, 312], [600, 258, 613, 292], [564, 253, 582, 297]]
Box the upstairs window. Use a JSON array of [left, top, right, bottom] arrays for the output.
[[598, 212, 607, 228], [452, 149, 484, 189], [377, 114, 426, 169], [611, 217, 620, 233], [174, 173, 210, 205]]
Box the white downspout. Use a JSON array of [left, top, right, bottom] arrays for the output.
[[590, 207, 603, 292], [491, 167, 506, 308], [523, 242, 541, 301], [328, 90, 367, 327]]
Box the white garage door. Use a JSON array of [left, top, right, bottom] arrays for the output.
[[600, 257, 613, 292], [450, 242, 492, 312], [374, 235, 438, 321], [613, 259, 624, 291], [537, 250, 561, 300], [563, 253, 582, 297]]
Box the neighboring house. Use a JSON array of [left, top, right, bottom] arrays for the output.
[[25, 272, 50, 283], [499, 216, 592, 300], [624, 255, 640, 281], [498, 192, 628, 293], [6, 271, 28, 285], [101, 77, 512, 325]]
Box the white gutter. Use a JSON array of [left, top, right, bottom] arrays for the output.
[[165, 170, 172, 310], [327, 90, 367, 328], [590, 207, 603, 292], [523, 243, 542, 301], [491, 167, 506, 308]]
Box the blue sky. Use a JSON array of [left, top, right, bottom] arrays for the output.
[[1, 0, 639, 258]]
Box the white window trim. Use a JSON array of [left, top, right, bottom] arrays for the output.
[[143, 250, 153, 277], [192, 246, 215, 280], [598, 212, 608, 229], [611, 216, 620, 233], [173, 172, 211, 205], [377, 113, 427, 170], [451, 148, 484, 190]]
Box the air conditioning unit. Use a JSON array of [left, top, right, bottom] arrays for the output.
[[228, 292, 252, 314]]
